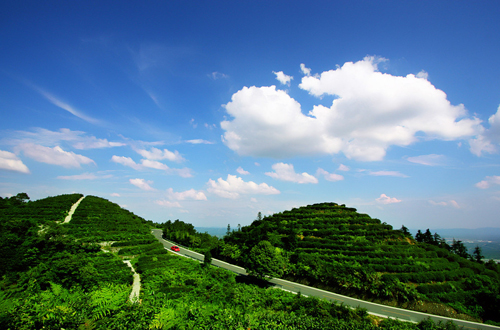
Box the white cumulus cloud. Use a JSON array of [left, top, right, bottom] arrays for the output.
[[0, 150, 30, 174], [221, 57, 482, 161], [207, 174, 280, 199], [265, 163, 318, 184], [166, 188, 207, 201], [376, 194, 401, 204], [273, 71, 293, 86], [469, 105, 500, 156], [129, 178, 155, 191], [16, 143, 95, 168]]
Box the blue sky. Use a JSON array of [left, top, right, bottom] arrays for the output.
[[1, 1, 500, 229]]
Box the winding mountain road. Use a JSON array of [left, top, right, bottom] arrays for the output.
[[151, 229, 500, 330]]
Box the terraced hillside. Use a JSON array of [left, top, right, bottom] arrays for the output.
[[66, 195, 152, 242], [4, 194, 454, 329], [221, 203, 500, 323]]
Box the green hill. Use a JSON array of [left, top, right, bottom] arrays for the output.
[[2, 193, 461, 329], [219, 203, 500, 323]]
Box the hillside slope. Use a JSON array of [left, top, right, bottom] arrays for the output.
[[220, 203, 500, 323]]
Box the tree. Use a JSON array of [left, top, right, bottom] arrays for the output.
[[415, 230, 423, 242], [226, 224, 231, 236], [399, 225, 411, 238], [451, 239, 470, 259], [203, 250, 212, 267], [247, 240, 285, 279], [423, 229, 433, 244], [472, 245, 484, 263]]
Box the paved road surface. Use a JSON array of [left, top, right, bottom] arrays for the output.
[[151, 229, 500, 330]]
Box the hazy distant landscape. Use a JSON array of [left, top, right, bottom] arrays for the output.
[[411, 228, 500, 260]]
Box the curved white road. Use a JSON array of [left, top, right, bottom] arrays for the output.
[[62, 196, 85, 224], [123, 260, 141, 303], [151, 229, 500, 330]]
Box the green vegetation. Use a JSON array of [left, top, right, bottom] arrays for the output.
[[0, 194, 469, 329], [206, 203, 500, 324]]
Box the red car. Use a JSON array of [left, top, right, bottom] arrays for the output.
[[170, 245, 180, 252]]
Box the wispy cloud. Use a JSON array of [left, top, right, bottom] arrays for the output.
[[475, 175, 500, 189], [185, 139, 214, 145], [111, 155, 193, 177], [210, 72, 229, 80], [407, 154, 446, 166], [32, 86, 101, 125], [155, 200, 182, 208], [236, 167, 250, 175], [57, 172, 112, 180], [429, 199, 461, 208], [135, 147, 185, 162], [4, 128, 125, 150], [111, 156, 143, 170], [338, 164, 350, 171], [369, 171, 408, 178], [316, 168, 344, 182]]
